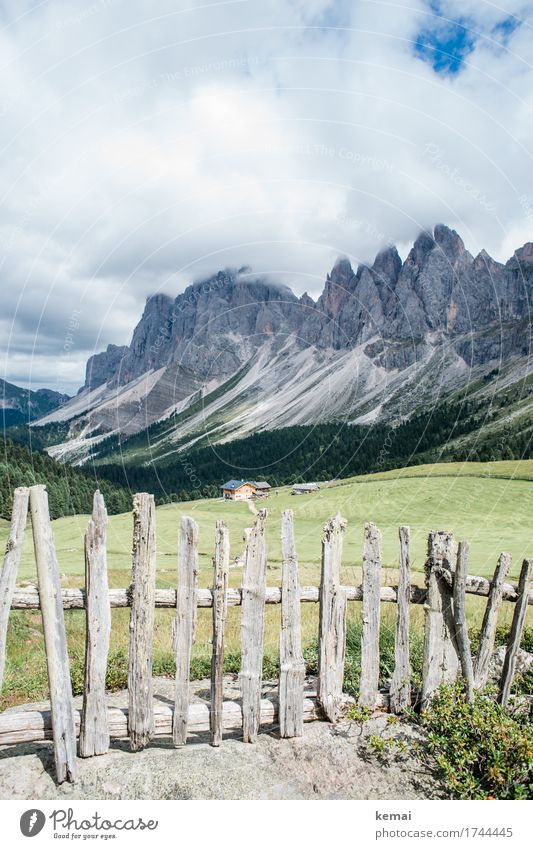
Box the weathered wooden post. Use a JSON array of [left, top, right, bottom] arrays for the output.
[[211, 520, 229, 746], [317, 514, 347, 722], [390, 525, 411, 713], [0, 487, 29, 691], [359, 522, 382, 709], [173, 516, 199, 747], [498, 558, 532, 708], [278, 509, 305, 738], [240, 509, 267, 743], [128, 493, 157, 752], [474, 553, 511, 690], [421, 531, 458, 708], [452, 541, 474, 702], [29, 485, 77, 784], [79, 491, 111, 757]]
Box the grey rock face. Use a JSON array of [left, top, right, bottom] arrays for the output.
[[84, 344, 128, 390], [80, 224, 532, 394]]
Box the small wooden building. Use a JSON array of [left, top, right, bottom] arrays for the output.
[[253, 481, 271, 498], [221, 479, 271, 501], [221, 480, 257, 501], [292, 482, 320, 495]]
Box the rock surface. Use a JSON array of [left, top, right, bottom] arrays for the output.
[[80, 224, 533, 389], [488, 646, 533, 684], [36, 224, 533, 462], [0, 677, 444, 800]]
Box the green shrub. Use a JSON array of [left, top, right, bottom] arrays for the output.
[[421, 683, 533, 800]]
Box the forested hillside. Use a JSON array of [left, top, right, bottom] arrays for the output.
[[95, 396, 532, 502], [0, 438, 131, 519]]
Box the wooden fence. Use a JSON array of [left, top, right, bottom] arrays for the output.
[[0, 484, 532, 785]]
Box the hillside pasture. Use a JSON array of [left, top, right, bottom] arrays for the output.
[[1, 460, 531, 709]]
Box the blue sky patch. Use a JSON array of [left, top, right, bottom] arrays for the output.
[[414, 1, 476, 75]]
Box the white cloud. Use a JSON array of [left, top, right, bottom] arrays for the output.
[[0, 0, 532, 392]]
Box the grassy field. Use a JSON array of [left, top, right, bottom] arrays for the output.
[[1, 460, 532, 709]]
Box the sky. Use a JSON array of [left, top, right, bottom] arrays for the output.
[[0, 0, 532, 393]]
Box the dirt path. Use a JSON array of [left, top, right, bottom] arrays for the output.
[[0, 677, 445, 800]]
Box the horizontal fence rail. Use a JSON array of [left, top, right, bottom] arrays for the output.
[[9, 579, 533, 610], [0, 484, 531, 787]]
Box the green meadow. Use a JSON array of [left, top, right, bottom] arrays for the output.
[[1, 460, 532, 709]]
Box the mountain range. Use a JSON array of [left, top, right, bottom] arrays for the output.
[[0, 379, 69, 427], [34, 224, 532, 466]]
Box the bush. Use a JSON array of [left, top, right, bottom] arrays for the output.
[[421, 683, 533, 800]]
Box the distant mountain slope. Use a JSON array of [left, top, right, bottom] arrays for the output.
[[1, 378, 69, 426], [34, 224, 533, 465]]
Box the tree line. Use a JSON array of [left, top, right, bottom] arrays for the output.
[[0, 437, 131, 519]]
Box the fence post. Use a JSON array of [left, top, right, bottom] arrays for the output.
[[421, 531, 458, 708], [79, 491, 111, 757], [29, 485, 77, 784], [211, 520, 229, 746], [474, 553, 511, 690], [278, 509, 305, 738], [173, 516, 199, 747], [317, 514, 347, 722], [453, 541, 474, 702], [390, 525, 411, 713], [498, 558, 532, 708], [359, 522, 382, 709], [128, 493, 157, 752], [240, 509, 267, 743], [0, 487, 29, 691]]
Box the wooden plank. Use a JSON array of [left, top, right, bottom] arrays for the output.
[[0, 487, 29, 691], [389, 525, 411, 713], [498, 558, 532, 708], [128, 493, 157, 752], [240, 509, 268, 743], [0, 696, 325, 746], [278, 509, 305, 738], [173, 516, 199, 747], [421, 531, 458, 707], [210, 520, 229, 746], [474, 553, 511, 690], [79, 491, 111, 757], [29, 485, 77, 784], [9, 576, 533, 610], [453, 541, 474, 702], [359, 522, 382, 709], [317, 514, 347, 722]]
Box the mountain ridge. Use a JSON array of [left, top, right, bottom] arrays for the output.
[[34, 224, 533, 465], [1, 378, 69, 427]]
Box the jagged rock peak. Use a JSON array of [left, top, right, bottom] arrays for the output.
[[434, 223, 466, 256], [84, 343, 128, 391], [372, 244, 402, 282], [299, 291, 315, 307], [329, 256, 354, 277], [513, 242, 533, 264]]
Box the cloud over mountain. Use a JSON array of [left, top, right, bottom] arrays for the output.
[[1, 0, 532, 392]]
